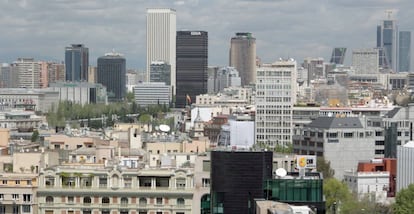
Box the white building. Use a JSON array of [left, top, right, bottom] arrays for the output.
[[256, 59, 297, 147], [49, 82, 107, 105], [133, 82, 171, 107], [344, 170, 389, 203], [397, 141, 414, 192], [0, 88, 59, 112], [217, 117, 255, 148], [11, 58, 41, 89], [352, 48, 379, 75], [146, 8, 176, 94]]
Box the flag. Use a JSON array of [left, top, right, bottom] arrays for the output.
[[186, 94, 192, 104]]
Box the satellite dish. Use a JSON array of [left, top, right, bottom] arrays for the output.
[[159, 124, 171, 132], [275, 168, 287, 177]]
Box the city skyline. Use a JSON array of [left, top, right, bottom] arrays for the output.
[[0, 1, 413, 69]]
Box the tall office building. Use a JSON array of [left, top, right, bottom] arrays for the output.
[[97, 52, 126, 102], [12, 58, 41, 89], [352, 48, 379, 74], [330, 47, 347, 64], [397, 142, 414, 192], [149, 61, 171, 85], [176, 31, 208, 108], [0, 63, 13, 88], [398, 31, 411, 72], [65, 44, 89, 82], [146, 8, 176, 94], [377, 12, 398, 71], [229, 32, 256, 86], [256, 59, 297, 148]]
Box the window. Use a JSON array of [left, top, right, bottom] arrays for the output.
[[139, 198, 147, 205], [102, 197, 110, 204], [343, 132, 353, 138], [46, 196, 54, 204], [120, 197, 128, 206], [15, 180, 20, 185], [202, 178, 210, 187], [27, 180, 32, 185], [177, 198, 185, 206], [12, 205, 18, 214], [156, 197, 162, 205], [0, 194, 3, 200], [23, 194, 32, 202], [375, 150, 385, 155], [2, 180, 6, 184], [139, 177, 152, 187], [83, 197, 91, 204], [202, 160, 211, 172], [22, 205, 31, 213], [12, 194, 19, 200], [176, 178, 186, 189], [375, 131, 383, 137], [375, 141, 385, 146], [45, 177, 55, 187], [68, 196, 74, 204], [99, 177, 107, 188], [124, 177, 132, 188], [156, 177, 169, 188], [0, 205, 5, 214]]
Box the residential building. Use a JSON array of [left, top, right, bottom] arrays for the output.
[[97, 52, 126, 102], [0, 173, 37, 214], [65, 44, 89, 82], [176, 31, 208, 108], [229, 32, 257, 86], [133, 82, 171, 107], [12, 58, 41, 89], [146, 8, 176, 94], [256, 59, 297, 148], [46, 62, 65, 85]]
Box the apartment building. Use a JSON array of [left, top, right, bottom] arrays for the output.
[[0, 173, 37, 214]]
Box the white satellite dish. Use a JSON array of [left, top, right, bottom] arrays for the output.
[[159, 124, 171, 132], [275, 168, 287, 177]]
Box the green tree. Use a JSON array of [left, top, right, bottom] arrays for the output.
[[393, 184, 414, 213], [126, 92, 135, 103], [317, 157, 335, 179], [31, 130, 39, 142], [323, 178, 352, 213]]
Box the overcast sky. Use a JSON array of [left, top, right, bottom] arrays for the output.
[[0, 0, 413, 69]]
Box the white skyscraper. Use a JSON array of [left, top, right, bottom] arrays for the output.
[[352, 48, 379, 74], [256, 59, 297, 148], [146, 8, 176, 94]]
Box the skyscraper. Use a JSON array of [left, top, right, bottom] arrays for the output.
[[377, 12, 398, 71], [12, 58, 41, 89], [329, 47, 346, 65], [176, 31, 208, 108], [65, 44, 89, 82], [352, 48, 379, 74], [97, 52, 126, 102], [146, 8, 176, 94], [255, 59, 297, 148], [398, 31, 411, 72], [229, 32, 256, 86]]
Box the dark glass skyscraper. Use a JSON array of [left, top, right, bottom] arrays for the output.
[[65, 44, 89, 81], [329, 47, 346, 65], [176, 31, 208, 108], [398, 31, 411, 72], [97, 53, 126, 102]]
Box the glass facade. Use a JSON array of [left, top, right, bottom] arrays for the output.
[[264, 178, 323, 202], [65, 44, 89, 82]]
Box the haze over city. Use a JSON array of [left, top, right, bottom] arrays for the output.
[[1, 0, 414, 68]]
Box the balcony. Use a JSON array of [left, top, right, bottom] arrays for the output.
[[38, 202, 192, 211]]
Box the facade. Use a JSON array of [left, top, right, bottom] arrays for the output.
[[0, 173, 37, 214], [229, 32, 256, 86], [133, 82, 171, 107], [88, 66, 97, 84], [352, 48, 379, 74], [398, 31, 411, 72], [65, 44, 89, 82], [49, 82, 108, 105], [37, 165, 194, 214], [397, 141, 414, 192], [303, 58, 324, 85], [146, 8, 176, 94], [12, 58, 41, 89], [255, 59, 297, 148], [176, 31, 208, 108], [217, 117, 255, 148], [97, 52, 126, 102], [210, 151, 273, 214], [149, 61, 171, 85], [329, 47, 347, 65], [0, 88, 59, 112], [215, 67, 241, 93], [0, 63, 14, 88], [0, 110, 42, 131], [46, 62, 65, 85]]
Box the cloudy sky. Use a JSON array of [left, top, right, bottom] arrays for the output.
[[0, 0, 413, 69]]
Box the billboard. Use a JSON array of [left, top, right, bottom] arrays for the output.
[[296, 155, 317, 169]]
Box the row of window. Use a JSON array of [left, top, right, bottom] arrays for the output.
[[0, 194, 32, 201], [0, 180, 32, 185], [0, 204, 31, 214], [45, 196, 185, 205]]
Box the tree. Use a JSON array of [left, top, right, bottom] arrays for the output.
[[126, 92, 135, 103], [31, 130, 39, 142], [317, 157, 335, 179], [323, 178, 352, 213], [393, 184, 414, 213]]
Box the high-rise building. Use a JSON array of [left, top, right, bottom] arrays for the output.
[[256, 59, 297, 148], [229, 32, 256, 86], [11, 58, 41, 89], [398, 31, 411, 72], [97, 52, 126, 102], [330, 47, 347, 64], [303, 57, 324, 85], [352, 48, 379, 74], [377, 12, 398, 71], [0, 63, 13, 88], [65, 44, 89, 82], [176, 31, 208, 108], [47, 62, 65, 85], [88, 66, 97, 84], [397, 141, 414, 192], [146, 8, 176, 93]]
